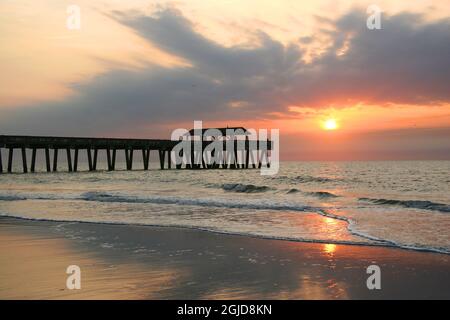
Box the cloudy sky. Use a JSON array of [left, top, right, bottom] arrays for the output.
[[1, 0, 449, 160]]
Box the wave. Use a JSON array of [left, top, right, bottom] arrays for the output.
[[359, 197, 450, 213], [0, 194, 27, 201], [0, 190, 316, 212], [221, 183, 271, 193], [295, 176, 336, 183], [1, 191, 449, 254], [79, 192, 450, 254], [0, 192, 77, 201], [285, 188, 339, 198], [305, 191, 339, 199], [273, 175, 341, 184], [80, 192, 316, 212]]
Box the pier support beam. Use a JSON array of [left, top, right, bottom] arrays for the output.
[[31, 148, 37, 173], [258, 150, 264, 168], [125, 149, 129, 170], [221, 151, 228, 169], [93, 148, 98, 171], [190, 145, 194, 169], [167, 150, 171, 169], [45, 148, 51, 172], [257, 149, 269, 169], [234, 140, 239, 169], [176, 149, 183, 169], [189, 146, 201, 169], [202, 151, 207, 169], [142, 149, 150, 170], [66, 148, 72, 172], [129, 149, 133, 170], [21, 147, 28, 173], [106, 148, 112, 171], [229, 142, 237, 169], [250, 147, 256, 169], [245, 137, 249, 169], [258, 151, 262, 169], [112, 149, 116, 170], [8, 148, 13, 173], [125, 149, 133, 170], [87, 148, 93, 171], [52, 149, 58, 172], [0, 148, 3, 173], [159, 150, 165, 169], [73, 149, 79, 172]]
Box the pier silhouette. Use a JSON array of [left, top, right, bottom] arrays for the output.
[[0, 129, 272, 173]]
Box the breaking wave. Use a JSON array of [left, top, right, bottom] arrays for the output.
[[284, 188, 338, 198], [80, 191, 316, 212], [221, 183, 271, 193], [305, 191, 339, 199], [359, 197, 450, 213]]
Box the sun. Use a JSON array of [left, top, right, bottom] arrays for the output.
[[322, 118, 338, 130]]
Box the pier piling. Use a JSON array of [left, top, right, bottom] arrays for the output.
[[106, 148, 112, 171], [31, 148, 37, 172], [159, 150, 165, 169], [8, 147, 13, 173], [66, 148, 72, 172], [87, 148, 93, 171], [142, 149, 150, 170], [21, 147, 28, 173], [45, 148, 51, 172], [125, 149, 134, 170], [52, 149, 58, 172], [167, 150, 171, 169], [93, 149, 98, 171], [112, 149, 116, 170], [73, 149, 79, 172]]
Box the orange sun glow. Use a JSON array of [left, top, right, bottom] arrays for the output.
[[322, 119, 338, 130]]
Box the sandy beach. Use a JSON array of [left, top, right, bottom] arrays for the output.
[[1, 216, 449, 300]]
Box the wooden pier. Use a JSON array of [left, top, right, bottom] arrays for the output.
[[0, 132, 272, 173]]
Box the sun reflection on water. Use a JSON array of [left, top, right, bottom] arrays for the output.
[[323, 243, 337, 255]]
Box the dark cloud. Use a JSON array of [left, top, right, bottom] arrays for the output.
[[293, 11, 450, 107], [1, 9, 449, 136]]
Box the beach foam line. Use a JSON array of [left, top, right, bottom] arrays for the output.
[[316, 209, 450, 255], [2, 191, 449, 255], [1, 213, 448, 255]]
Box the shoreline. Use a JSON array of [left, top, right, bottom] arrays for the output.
[[1, 216, 450, 299], [1, 214, 448, 256]]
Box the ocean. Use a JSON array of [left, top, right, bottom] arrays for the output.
[[0, 160, 449, 254]]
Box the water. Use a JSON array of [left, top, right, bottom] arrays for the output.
[[0, 161, 449, 254]]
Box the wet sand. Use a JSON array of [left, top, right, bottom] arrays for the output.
[[0, 217, 449, 299]]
